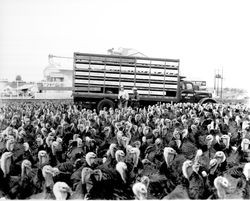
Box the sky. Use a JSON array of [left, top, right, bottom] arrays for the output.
[[0, 0, 250, 92]]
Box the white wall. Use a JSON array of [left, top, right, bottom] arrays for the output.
[[35, 91, 72, 99]]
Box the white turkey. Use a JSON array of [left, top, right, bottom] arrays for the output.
[[53, 182, 72, 200]]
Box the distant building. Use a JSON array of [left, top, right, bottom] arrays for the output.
[[0, 78, 37, 98], [0, 79, 9, 90], [36, 55, 73, 99], [43, 55, 73, 87], [107, 47, 147, 57]]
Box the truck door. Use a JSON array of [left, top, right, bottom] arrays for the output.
[[180, 82, 195, 102]]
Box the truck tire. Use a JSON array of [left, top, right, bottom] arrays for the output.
[[199, 98, 217, 104], [97, 99, 115, 112]]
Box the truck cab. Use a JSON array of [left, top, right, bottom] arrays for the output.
[[180, 81, 215, 104]]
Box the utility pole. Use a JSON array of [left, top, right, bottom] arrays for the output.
[[216, 69, 220, 96], [214, 68, 223, 99]]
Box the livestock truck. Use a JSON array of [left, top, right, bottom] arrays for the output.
[[73, 52, 216, 111]]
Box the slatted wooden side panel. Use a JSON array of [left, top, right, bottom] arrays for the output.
[[73, 53, 179, 97]]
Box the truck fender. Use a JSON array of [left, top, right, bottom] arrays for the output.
[[199, 97, 217, 104], [97, 98, 115, 112]]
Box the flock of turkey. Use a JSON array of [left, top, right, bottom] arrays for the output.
[[0, 101, 250, 200]]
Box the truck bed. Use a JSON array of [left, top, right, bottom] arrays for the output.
[[73, 52, 180, 101]]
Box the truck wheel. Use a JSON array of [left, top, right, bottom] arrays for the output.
[[199, 98, 217, 104], [97, 99, 115, 112], [202, 100, 217, 104]]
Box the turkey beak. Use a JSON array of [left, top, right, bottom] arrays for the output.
[[47, 168, 55, 175], [52, 168, 60, 177], [62, 186, 72, 194], [25, 164, 32, 171]]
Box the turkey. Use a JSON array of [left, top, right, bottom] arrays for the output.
[[132, 181, 148, 200], [101, 143, 118, 168], [66, 138, 84, 163], [162, 160, 192, 200], [159, 147, 177, 176], [115, 149, 126, 163], [37, 150, 50, 168], [125, 146, 143, 179], [86, 161, 133, 199], [241, 138, 250, 162], [53, 182, 72, 200], [180, 128, 198, 160], [22, 142, 35, 165], [162, 184, 189, 200], [193, 149, 210, 173], [0, 151, 20, 199], [70, 151, 102, 189], [53, 162, 75, 187], [186, 160, 208, 199], [6, 139, 24, 176], [29, 165, 56, 199], [70, 167, 93, 199], [50, 140, 64, 166], [222, 163, 249, 199], [213, 151, 227, 174], [203, 134, 216, 158], [17, 159, 41, 199], [0, 162, 5, 197], [217, 135, 242, 168], [210, 153, 249, 199], [243, 162, 250, 199], [212, 176, 243, 199], [84, 151, 100, 168], [144, 138, 163, 167], [1, 97, 250, 200], [141, 150, 174, 199], [159, 147, 186, 188]]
